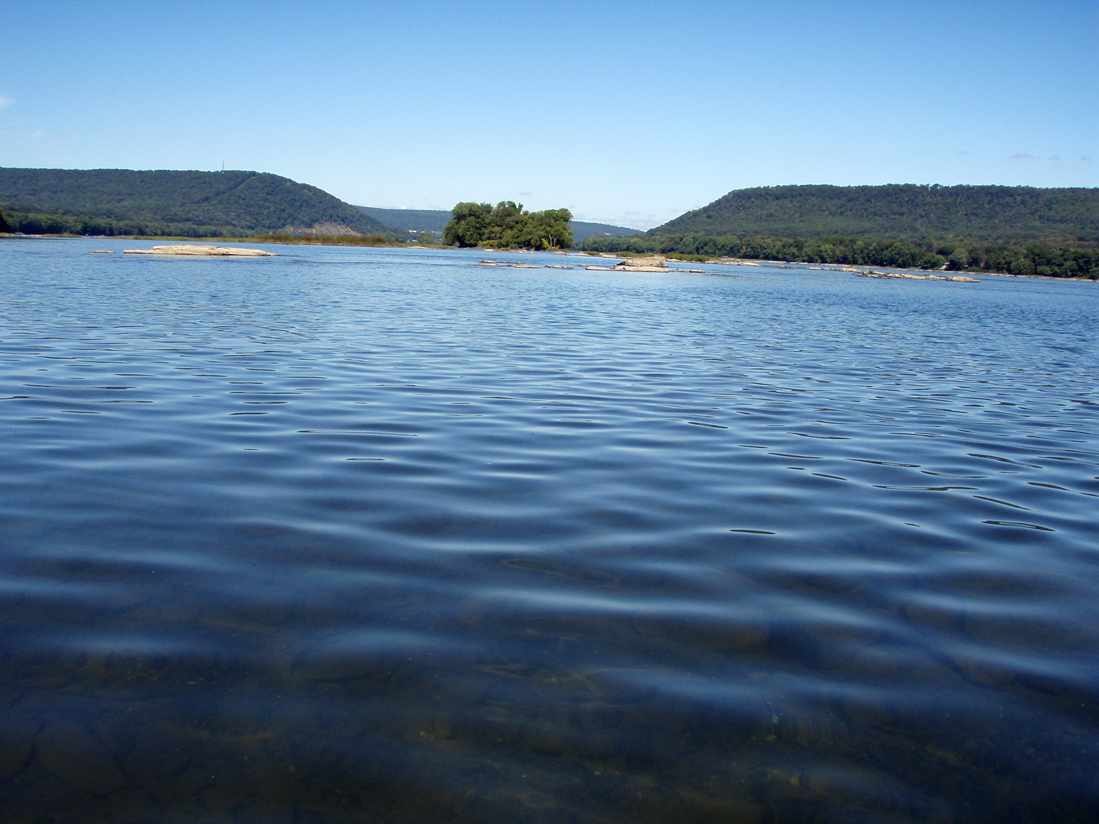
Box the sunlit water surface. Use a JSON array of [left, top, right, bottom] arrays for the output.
[[1, 239, 1097, 822]]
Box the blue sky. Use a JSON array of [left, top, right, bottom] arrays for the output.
[[1, 0, 1095, 228]]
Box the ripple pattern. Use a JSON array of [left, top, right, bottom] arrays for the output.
[[0, 239, 1097, 822]]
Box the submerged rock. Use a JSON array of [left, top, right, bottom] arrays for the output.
[[36, 721, 127, 794], [0, 717, 41, 781]]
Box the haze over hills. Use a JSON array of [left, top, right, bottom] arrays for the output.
[[651, 184, 1099, 245], [355, 207, 455, 236], [357, 206, 640, 243], [0, 168, 391, 237]]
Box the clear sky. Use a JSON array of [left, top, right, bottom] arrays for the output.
[[1, 0, 1095, 229]]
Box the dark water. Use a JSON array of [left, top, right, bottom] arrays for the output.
[[1, 238, 1097, 822]]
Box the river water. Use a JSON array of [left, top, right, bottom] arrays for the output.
[[1, 239, 1097, 822]]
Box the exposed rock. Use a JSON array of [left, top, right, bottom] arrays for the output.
[[123, 245, 276, 257], [614, 255, 667, 272], [856, 270, 979, 283]]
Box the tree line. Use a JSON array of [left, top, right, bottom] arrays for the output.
[[444, 202, 573, 250], [582, 233, 1099, 278]]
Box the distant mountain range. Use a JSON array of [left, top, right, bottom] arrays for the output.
[[0, 168, 391, 237], [650, 184, 1099, 245], [356, 206, 640, 243]]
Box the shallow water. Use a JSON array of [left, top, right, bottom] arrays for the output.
[[1, 238, 1097, 822]]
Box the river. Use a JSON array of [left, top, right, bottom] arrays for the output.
[[1, 238, 1096, 821]]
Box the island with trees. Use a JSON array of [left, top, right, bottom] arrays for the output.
[[358, 205, 636, 244], [444, 202, 573, 250]]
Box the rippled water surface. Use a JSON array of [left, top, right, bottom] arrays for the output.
[[1, 238, 1097, 822]]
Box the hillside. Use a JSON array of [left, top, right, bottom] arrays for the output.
[[582, 184, 1099, 277], [652, 184, 1099, 245], [0, 168, 391, 237], [357, 206, 639, 243]]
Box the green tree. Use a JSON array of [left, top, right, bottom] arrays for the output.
[[443, 202, 492, 247], [443, 202, 573, 250], [946, 247, 970, 270]]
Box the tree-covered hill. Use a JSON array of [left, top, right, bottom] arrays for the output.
[[0, 167, 391, 237], [582, 184, 1099, 277], [653, 184, 1099, 245], [357, 205, 639, 243]]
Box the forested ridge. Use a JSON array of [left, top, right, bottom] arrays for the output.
[[0, 168, 390, 237], [583, 184, 1099, 278], [656, 185, 1099, 243]]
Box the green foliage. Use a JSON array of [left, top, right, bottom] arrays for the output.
[[359, 205, 638, 242], [0, 207, 9, 233], [443, 202, 573, 250], [444, 202, 493, 247], [655, 184, 1099, 245], [582, 232, 1099, 279], [582, 183, 1099, 278], [0, 167, 392, 238]]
